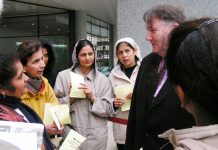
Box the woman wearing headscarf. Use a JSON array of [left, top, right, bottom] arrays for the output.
[[108, 37, 141, 150], [54, 39, 114, 150]]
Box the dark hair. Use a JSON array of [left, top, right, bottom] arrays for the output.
[[166, 17, 218, 119], [116, 41, 138, 63], [143, 4, 186, 24], [0, 52, 20, 91], [72, 39, 95, 70], [116, 42, 134, 55], [41, 40, 55, 78], [16, 40, 42, 66]]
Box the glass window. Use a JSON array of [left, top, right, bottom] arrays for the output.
[[101, 27, 108, 37], [39, 14, 69, 35], [0, 16, 38, 37], [0, 1, 70, 72], [87, 22, 91, 34], [100, 21, 108, 28], [91, 25, 100, 36], [86, 16, 112, 73], [92, 18, 100, 26]]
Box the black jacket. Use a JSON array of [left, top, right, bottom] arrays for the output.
[[125, 53, 195, 150]]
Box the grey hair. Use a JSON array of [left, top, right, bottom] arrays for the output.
[[143, 4, 186, 25]]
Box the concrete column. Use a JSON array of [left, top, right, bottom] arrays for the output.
[[75, 10, 87, 41]]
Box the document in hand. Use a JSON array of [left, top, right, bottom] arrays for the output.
[[69, 72, 86, 98], [0, 120, 44, 150], [43, 103, 71, 127], [59, 129, 86, 150], [114, 84, 133, 111]]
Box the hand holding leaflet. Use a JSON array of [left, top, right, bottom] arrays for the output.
[[69, 72, 86, 98], [114, 84, 133, 111]]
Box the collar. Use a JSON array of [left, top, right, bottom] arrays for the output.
[[22, 76, 47, 98], [74, 67, 96, 81]]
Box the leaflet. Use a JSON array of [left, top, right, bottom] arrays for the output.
[[69, 72, 86, 98], [0, 121, 44, 150], [114, 84, 133, 111], [59, 129, 86, 150], [43, 103, 71, 126]]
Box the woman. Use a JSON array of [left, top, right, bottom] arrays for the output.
[[108, 37, 141, 150], [54, 39, 114, 150], [159, 18, 218, 149], [41, 40, 57, 87], [0, 52, 54, 150], [16, 40, 62, 136]]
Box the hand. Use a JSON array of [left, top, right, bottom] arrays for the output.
[[79, 83, 96, 102], [114, 98, 124, 108], [126, 92, 132, 100], [45, 122, 64, 135]]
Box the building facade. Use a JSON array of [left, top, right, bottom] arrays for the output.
[[0, 0, 114, 73], [117, 0, 218, 57]]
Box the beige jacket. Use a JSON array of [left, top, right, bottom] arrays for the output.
[[54, 67, 114, 150], [109, 37, 141, 144], [159, 124, 218, 150]]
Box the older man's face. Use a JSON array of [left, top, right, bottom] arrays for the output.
[[146, 18, 177, 57]]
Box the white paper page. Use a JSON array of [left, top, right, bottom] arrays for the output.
[[59, 129, 86, 150], [49, 107, 61, 130]]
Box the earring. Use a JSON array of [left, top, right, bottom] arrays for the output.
[[1, 92, 5, 98], [3, 92, 5, 98]]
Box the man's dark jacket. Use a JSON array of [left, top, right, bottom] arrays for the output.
[[125, 53, 195, 150]]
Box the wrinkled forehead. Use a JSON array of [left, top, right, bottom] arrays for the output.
[[146, 17, 171, 29]]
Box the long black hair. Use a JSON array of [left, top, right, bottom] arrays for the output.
[[41, 40, 56, 78], [0, 52, 20, 92], [166, 17, 218, 121]]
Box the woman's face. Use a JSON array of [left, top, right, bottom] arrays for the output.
[[42, 48, 49, 66], [78, 45, 95, 69], [117, 42, 136, 68], [24, 49, 45, 78], [10, 61, 28, 98]]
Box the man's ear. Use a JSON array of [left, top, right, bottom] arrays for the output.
[[172, 22, 179, 28], [176, 85, 186, 108]]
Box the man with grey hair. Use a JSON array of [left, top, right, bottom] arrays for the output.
[[125, 4, 195, 150]]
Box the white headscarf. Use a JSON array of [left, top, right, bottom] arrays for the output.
[[113, 37, 142, 64]]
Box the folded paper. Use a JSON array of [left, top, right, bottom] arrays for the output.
[[69, 72, 86, 98], [114, 84, 133, 111], [43, 103, 71, 126]]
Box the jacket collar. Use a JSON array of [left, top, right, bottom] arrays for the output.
[[111, 61, 141, 80], [22, 76, 48, 99]]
